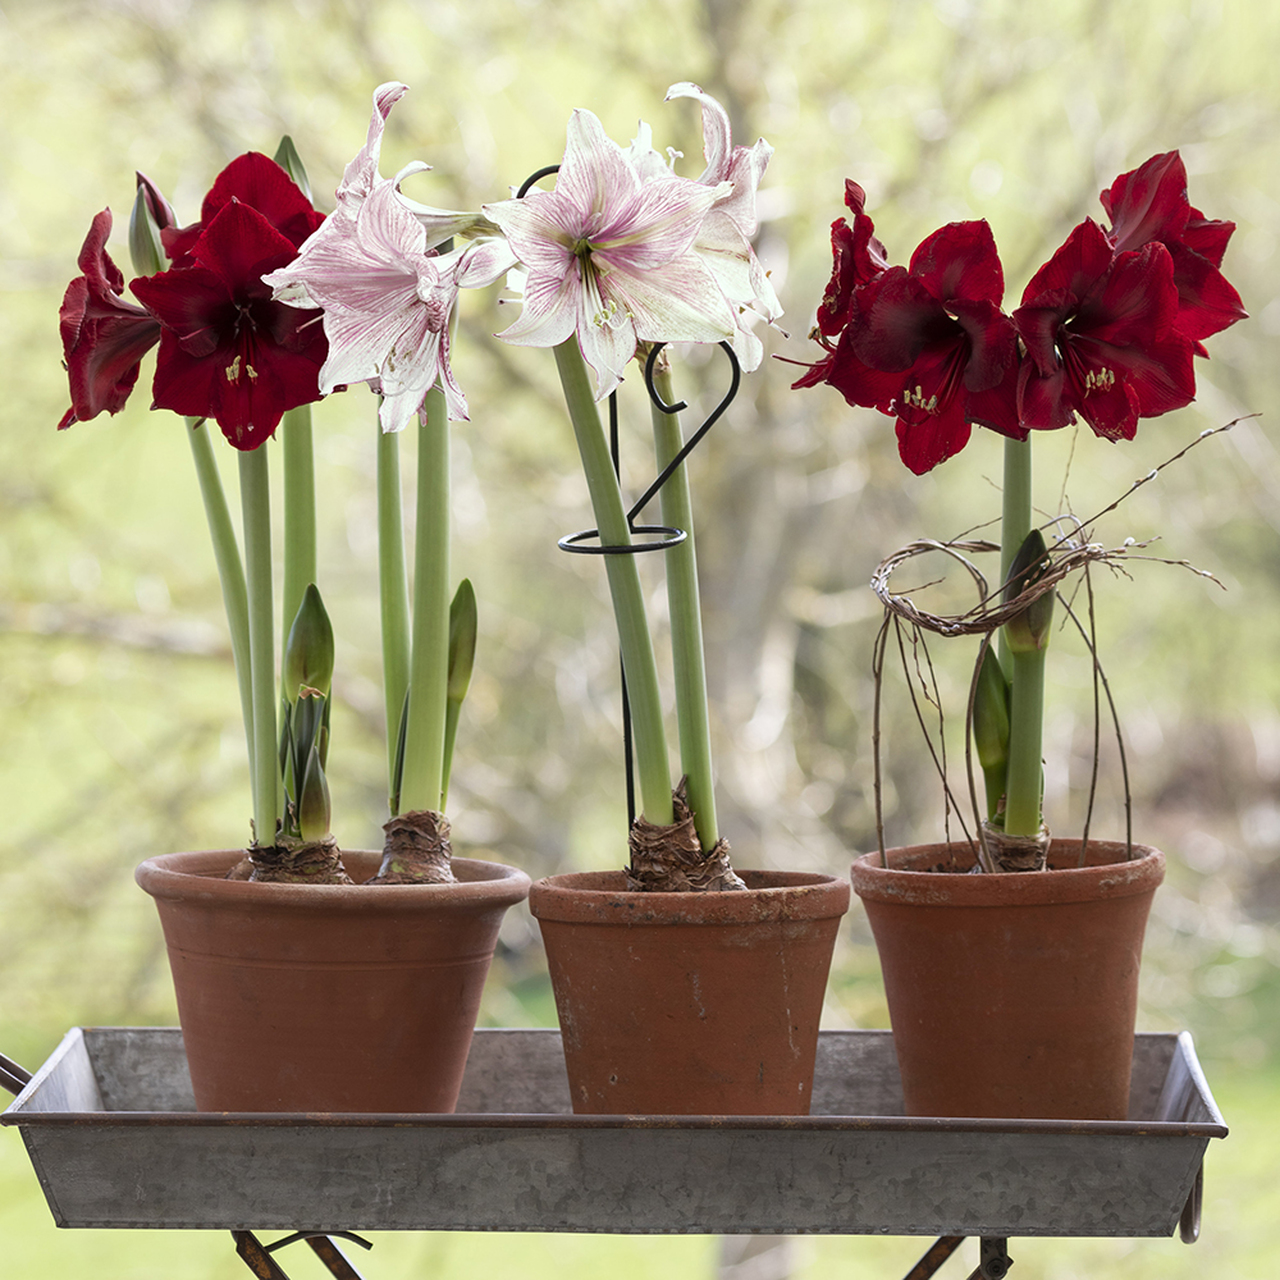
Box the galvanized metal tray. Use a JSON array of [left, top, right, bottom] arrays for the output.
[[2, 1028, 1225, 1237]]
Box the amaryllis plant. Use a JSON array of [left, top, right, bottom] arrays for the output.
[[797, 152, 1245, 865], [58, 89, 508, 885], [59, 144, 345, 881], [267, 82, 513, 883], [483, 84, 780, 891]]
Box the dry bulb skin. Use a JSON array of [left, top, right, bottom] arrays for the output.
[[373, 809, 458, 884], [626, 781, 745, 892], [980, 821, 1050, 872], [231, 835, 352, 884]]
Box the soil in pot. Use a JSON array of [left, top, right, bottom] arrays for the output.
[[529, 868, 850, 1115], [851, 838, 1164, 1120], [136, 849, 530, 1113]]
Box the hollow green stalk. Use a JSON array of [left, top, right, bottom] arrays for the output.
[[1000, 435, 1046, 837], [1004, 644, 1047, 836], [238, 446, 281, 845], [377, 416, 411, 804], [398, 385, 451, 814], [185, 418, 254, 778], [554, 338, 672, 827], [281, 405, 317, 667], [649, 360, 717, 850], [999, 435, 1033, 667]]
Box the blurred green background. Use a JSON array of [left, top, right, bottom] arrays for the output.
[[2, 0, 1277, 1276]]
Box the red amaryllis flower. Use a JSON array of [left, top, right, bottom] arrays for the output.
[[131, 196, 329, 450], [1100, 150, 1246, 347], [1014, 218, 1196, 441], [163, 152, 324, 266], [815, 179, 890, 338], [800, 219, 1022, 475], [57, 208, 162, 430]]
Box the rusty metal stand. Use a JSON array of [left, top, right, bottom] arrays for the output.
[[232, 1231, 373, 1280], [902, 1236, 1013, 1280]]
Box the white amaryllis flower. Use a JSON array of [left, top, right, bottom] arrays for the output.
[[660, 82, 782, 371], [482, 108, 737, 400], [265, 83, 514, 431]]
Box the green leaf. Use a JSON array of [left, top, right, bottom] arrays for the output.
[[447, 579, 477, 702], [389, 687, 410, 819], [272, 135, 313, 203], [440, 579, 478, 810], [973, 645, 1011, 767]]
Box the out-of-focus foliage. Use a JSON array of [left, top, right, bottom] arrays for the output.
[[2, 1, 1279, 1274]]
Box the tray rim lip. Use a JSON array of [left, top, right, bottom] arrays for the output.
[[1, 1025, 1228, 1140]]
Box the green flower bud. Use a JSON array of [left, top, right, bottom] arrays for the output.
[[273, 136, 313, 204], [283, 584, 334, 703], [128, 174, 173, 278], [297, 744, 331, 842], [1003, 529, 1055, 654], [973, 645, 1011, 773]]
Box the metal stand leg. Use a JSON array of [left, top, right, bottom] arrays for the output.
[[967, 1238, 1013, 1280], [232, 1231, 374, 1280], [903, 1236, 964, 1279]]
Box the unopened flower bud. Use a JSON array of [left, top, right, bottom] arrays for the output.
[[272, 136, 313, 204], [284, 584, 334, 702], [1003, 529, 1055, 654], [128, 173, 175, 278]]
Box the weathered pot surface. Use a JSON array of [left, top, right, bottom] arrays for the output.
[[136, 849, 530, 1113], [851, 838, 1164, 1120], [530, 869, 850, 1116]]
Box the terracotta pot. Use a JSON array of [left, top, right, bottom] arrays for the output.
[[529, 869, 850, 1115], [136, 850, 530, 1113], [850, 839, 1164, 1120]]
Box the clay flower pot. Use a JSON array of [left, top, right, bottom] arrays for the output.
[[529, 869, 850, 1115], [136, 849, 530, 1113], [850, 838, 1165, 1120]]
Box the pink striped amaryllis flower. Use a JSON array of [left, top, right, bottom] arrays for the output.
[[59, 152, 329, 450], [482, 107, 738, 400], [266, 82, 515, 432], [624, 82, 784, 372]]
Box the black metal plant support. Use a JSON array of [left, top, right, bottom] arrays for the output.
[[520, 160, 743, 825]]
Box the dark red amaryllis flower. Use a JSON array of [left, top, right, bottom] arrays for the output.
[[800, 219, 1022, 475], [1014, 218, 1196, 441], [57, 208, 162, 430], [1100, 150, 1246, 348], [58, 152, 329, 450], [131, 196, 328, 450], [815, 180, 890, 338], [162, 152, 325, 266]]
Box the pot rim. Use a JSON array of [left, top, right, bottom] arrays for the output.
[[851, 838, 1164, 908], [136, 849, 531, 912], [529, 868, 851, 926]]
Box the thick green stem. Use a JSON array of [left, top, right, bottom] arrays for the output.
[[377, 418, 411, 804], [399, 386, 450, 814], [999, 436, 1033, 666], [1000, 435, 1045, 836], [1004, 645, 1047, 836], [238, 447, 280, 846], [281, 405, 317, 667], [554, 339, 672, 826], [649, 361, 717, 850], [186, 419, 254, 780]]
